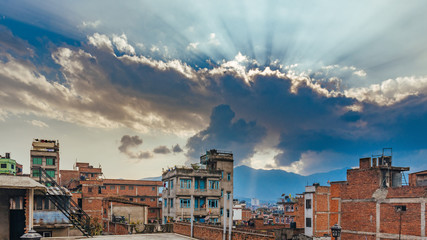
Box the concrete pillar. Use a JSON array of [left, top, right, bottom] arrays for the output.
[[223, 196, 226, 240], [421, 201, 425, 237], [28, 189, 34, 230], [190, 195, 194, 238], [228, 192, 233, 240], [376, 201, 380, 240]]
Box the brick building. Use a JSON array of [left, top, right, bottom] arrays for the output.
[[329, 155, 427, 239], [303, 184, 335, 239], [162, 149, 234, 225], [277, 195, 300, 228], [60, 162, 162, 226]]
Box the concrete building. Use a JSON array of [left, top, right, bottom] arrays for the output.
[[330, 154, 427, 239], [102, 197, 149, 235], [162, 149, 234, 225], [0, 152, 22, 175], [0, 175, 46, 240], [30, 139, 60, 182], [233, 200, 251, 224]]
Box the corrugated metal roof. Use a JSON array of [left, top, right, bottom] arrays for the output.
[[46, 186, 71, 196], [0, 175, 46, 190]]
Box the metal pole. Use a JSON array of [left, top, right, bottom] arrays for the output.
[[399, 211, 402, 240], [223, 195, 227, 240], [228, 192, 233, 240], [191, 195, 194, 238]]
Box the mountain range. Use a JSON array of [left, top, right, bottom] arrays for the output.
[[233, 165, 348, 201], [141, 166, 349, 202]]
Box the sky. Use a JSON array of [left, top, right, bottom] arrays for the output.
[[1, 0, 427, 179]]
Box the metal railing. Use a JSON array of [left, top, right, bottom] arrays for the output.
[[38, 167, 93, 237]]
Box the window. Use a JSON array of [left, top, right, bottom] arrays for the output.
[[180, 199, 191, 208], [221, 171, 224, 179], [212, 218, 218, 223], [0, 164, 6, 168], [110, 185, 115, 190], [46, 170, 55, 178], [227, 192, 231, 200], [209, 181, 219, 189], [129, 186, 134, 190], [226, 209, 230, 218], [306, 199, 312, 209], [208, 199, 219, 208], [32, 157, 42, 165], [164, 199, 168, 207], [151, 198, 155, 202], [220, 208, 223, 216], [227, 173, 231, 181], [140, 198, 145, 202], [36, 197, 43, 210], [32, 169, 41, 177], [170, 180, 174, 189], [120, 186, 125, 190], [152, 187, 155, 191], [180, 179, 192, 189], [88, 187, 92, 193], [150, 209, 155, 213], [306, 218, 312, 227], [170, 199, 173, 208], [129, 198, 133, 201], [46, 158, 55, 165]]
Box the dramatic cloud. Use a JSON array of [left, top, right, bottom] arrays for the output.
[[1, 17, 427, 176], [118, 135, 143, 153], [186, 104, 267, 164], [172, 144, 183, 153], [153, 145, 171, 154], [112, 34, 135, 55], [118, 135, 152, 160]]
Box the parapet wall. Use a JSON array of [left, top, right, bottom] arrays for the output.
[[173, 222, 275, 240]]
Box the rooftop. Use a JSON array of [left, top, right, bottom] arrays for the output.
[[0, 175, 46, 190]]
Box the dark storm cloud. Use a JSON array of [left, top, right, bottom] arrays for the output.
[[118, 135, 152, 159], [172, 144, 183, 153], [118, 135, 142, 152], [153, 145, 171, 154], [186, 104, 267, 164]]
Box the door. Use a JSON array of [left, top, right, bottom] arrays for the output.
[[9, 209, 25, 240]]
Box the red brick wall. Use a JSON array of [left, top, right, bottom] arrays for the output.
[[342, 201, 376, 232], [380, 203, 421, 236], [174, 222, 275, 240], [294, 197, 304, 228], [60, 170, 79, 187], [344, 169, 381, 199]]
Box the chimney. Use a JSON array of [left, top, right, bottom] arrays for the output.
[[5, 152, 10, 159], [359, 157, 371, 169]]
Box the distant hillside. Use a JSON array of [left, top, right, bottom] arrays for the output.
[[140, 176, 162, 181], [141, 166, 348, 201], [234, 165, 348, 201]]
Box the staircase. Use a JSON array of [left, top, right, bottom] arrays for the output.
[[38, 167, 93, 237]]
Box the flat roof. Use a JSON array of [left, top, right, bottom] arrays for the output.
[[0, 175, 46, 190]]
